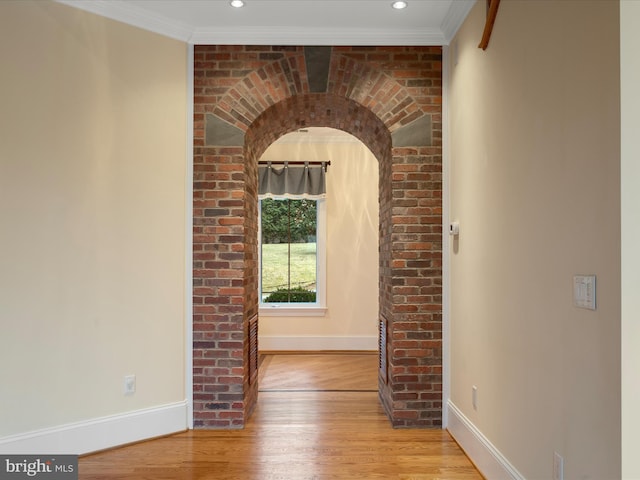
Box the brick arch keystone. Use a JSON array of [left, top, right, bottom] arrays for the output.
[[211, 49, 427, 135]]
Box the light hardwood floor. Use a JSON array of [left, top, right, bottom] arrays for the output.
[[258, 352, 379, 391], [79, 353, 483, 479]]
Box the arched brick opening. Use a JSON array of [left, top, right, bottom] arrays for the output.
[[193, 46, 442, 429]]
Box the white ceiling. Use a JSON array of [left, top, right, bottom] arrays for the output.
[[275, 127, 360, 144], [56, 0, 475, 45]]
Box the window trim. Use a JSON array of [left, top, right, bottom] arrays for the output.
[[258, 198, 327, 316]]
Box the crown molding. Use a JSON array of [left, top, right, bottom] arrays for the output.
[[55, 0, 449, 46], [189, 27, 445, 46], [441, 0, 477, 44], [55, 0, 193, 42]]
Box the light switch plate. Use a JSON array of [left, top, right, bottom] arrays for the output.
[[124, 375, 136, 395], [573, 275, 596, 310]]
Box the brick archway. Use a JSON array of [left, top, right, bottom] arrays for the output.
[[193, 46, 443, 428]]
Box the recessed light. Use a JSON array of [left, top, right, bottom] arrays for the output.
[[230, 0, 244, 7], [391, 1, 408, 9]]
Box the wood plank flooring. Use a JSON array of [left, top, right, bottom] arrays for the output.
[[259, 352, 379, 391], [79, 353, 483, 480]]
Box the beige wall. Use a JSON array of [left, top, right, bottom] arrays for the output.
[[259, 133, 379, 349], [449, 1, 620, 478], [0, 1, 187, 436], [621, 1, 640, 477]]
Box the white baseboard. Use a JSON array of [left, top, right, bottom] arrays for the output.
[[447, 400, 526, 480], [0, 401, 188, 455], [259, 335, 377, 351]]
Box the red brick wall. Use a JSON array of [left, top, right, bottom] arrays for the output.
[[384, 146, 444, 427], [193, 45, 442, 428]]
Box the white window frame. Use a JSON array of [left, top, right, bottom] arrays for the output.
[[258, 198, 327, 317]]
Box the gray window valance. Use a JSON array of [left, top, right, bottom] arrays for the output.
[[258, 161, 327, 199]]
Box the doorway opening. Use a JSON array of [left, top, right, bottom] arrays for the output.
[[257, 127, 379, 352]]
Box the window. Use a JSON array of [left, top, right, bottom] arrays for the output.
[[259, 197, 326, 316]]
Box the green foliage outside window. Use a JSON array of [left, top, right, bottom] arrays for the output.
[[261, 198, 317, 244], [261, 198, 318, 303], [263, 287, 317, 303]]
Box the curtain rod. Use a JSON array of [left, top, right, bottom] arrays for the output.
[[258, 161, 331, 171]]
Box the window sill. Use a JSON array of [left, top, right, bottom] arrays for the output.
[[259, 305, 328, 317]]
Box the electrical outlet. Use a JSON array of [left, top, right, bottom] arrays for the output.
[[472, 385, 478, 410], [553, 452, 564, 480], [124, 375, 136, 395]]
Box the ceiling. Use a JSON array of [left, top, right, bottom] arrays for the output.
[[55, 0, 475, 45], [274, 127, 360, 144]]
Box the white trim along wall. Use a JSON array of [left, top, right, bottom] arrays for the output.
[[0, 402, 188, 455], [259, 335, 378, 352]]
